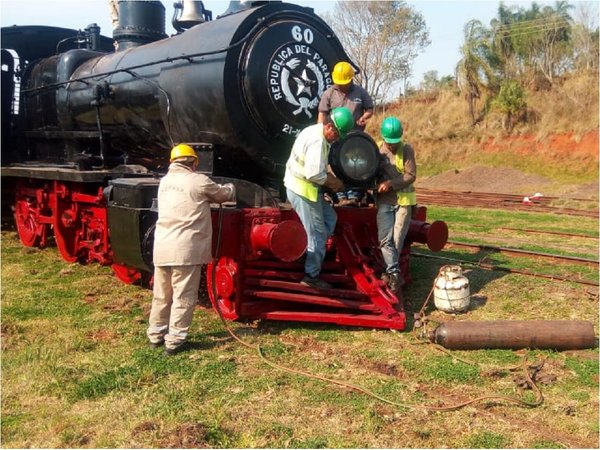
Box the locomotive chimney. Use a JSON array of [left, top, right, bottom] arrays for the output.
[[113, 0, 167, 51]]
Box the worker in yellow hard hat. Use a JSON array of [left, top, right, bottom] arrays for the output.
[[147, 144, 236, 356], [317, 61, 374, 131], [317, 61, 374, 206]]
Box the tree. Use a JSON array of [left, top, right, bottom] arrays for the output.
[[492, 80, 526, 131], [571, 1, 599, 71], [456, 20, 496, 125], [419, 71, 455, 92], [324, 1, 430, 102], [490, 2, 574, 86]]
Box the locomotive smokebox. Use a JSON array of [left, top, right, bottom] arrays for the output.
[[49, 2, 352, 187]]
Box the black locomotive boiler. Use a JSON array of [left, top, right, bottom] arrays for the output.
[[2, 0, 448, 330]]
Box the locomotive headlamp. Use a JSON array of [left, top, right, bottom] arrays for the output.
[[329, 131, 379, 188]]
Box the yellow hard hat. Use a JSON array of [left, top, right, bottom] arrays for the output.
[[170, 144, 197, 162], [332, 61, 354, 85]]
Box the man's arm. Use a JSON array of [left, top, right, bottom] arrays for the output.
[[390, 144, 416, 190], [356, 108, 373, 127], [356, 87, 374, 127], [317, 88, 332, 124]]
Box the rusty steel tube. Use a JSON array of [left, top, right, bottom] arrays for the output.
[[429, 320, 597, 350]]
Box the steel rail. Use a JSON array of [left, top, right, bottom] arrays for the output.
[[417, 189, 599, 218], [411, 251, 599, 286], [445, 240, 599, 267], [470, 225, 599, 239]]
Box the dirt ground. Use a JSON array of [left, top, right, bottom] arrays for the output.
[[416, 131, 599, 199], [416, 165, 599, 199]]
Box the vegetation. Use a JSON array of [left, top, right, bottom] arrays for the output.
[[2, 203, 598, 448], [331, 2, 598, 186], [324, 1, 430, 102]]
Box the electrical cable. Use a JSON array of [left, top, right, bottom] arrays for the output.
[[209, 204, 544, 412], [22, 9, 341, 95]]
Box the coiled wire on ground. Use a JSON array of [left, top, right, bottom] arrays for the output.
[[210, 205, 544, 412]]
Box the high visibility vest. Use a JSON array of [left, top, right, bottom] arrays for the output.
[[284, 127, 327, 202], [395, 150, 417, 206]]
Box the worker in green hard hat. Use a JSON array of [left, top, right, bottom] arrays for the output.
[[284, 107, 354, 289], [375, 116, 417, 292]]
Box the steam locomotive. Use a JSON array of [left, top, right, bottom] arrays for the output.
[[1, 0, 448, 330]]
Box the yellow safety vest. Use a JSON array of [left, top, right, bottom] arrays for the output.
[[283, 126, 328, 202], [394, 149, 417, 206]]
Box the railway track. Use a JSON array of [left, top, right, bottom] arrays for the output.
[[417, 188, 599, 218], [445, 240, 599, 267], [470, 225, 599, 239], [412, 251, 599, 286]]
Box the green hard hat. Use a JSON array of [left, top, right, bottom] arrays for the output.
[[381, 117, 403, 144], [330, 107, 354, 137]]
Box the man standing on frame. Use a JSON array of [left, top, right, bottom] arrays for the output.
[[375, 117, 417, 291], [317, 61, 374, 206], [284, 107, 354, 289]]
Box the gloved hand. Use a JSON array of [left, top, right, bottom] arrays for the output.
[[323, 173, 345, 192]]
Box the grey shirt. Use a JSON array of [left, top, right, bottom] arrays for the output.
[[318, 84, 374, 130], [376, 142, 417, 206]]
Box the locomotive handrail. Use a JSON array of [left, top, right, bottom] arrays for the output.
[[21, 9, 340, 95]]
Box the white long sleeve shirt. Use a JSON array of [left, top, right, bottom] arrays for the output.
[[153, 162, 235, 266]]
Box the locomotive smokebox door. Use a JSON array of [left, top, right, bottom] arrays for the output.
[[241, 18, 339, 140], [222, 2, 352, 172]]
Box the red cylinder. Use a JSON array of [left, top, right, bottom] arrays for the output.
[[429, 320, 597, 350], [408, 219, 448, 252], [250, 220, 307, 262]]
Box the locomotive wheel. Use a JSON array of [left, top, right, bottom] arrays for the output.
[[54, 212, 79, 263], [111, 263, 143, 285], [14, 198, 43, 247], [14, 183, 50, 248], [206, 257, 239, 320], [52, 182, 80, 263]]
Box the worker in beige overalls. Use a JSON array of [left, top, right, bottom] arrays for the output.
[[147, 144, 236, 356]]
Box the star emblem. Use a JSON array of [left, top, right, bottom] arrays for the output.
[[293, 69, 313, 96]]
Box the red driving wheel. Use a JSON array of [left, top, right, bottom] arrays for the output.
[[111, 263, 143, 285], [14, 182, 50, 248], [206, 257, 239, 320], [52, 182, 80, 263]]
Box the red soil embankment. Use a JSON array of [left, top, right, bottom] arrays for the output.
[[483, 131, 599, 162]]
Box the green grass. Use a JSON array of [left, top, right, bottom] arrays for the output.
[[467, 431, 511, 449], [1, 218, 599, 449]]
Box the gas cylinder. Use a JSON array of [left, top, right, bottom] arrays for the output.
[[429, 320, 597, 350], [433, 265, 470, 313]]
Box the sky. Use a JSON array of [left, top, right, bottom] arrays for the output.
[[0, 0, 572, 88]]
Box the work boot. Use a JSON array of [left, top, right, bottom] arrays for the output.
[[301, 275, 333, 289], [149, 339, 164, 349], [164, 342, 189, 356], [387, 272, 404, 291]]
